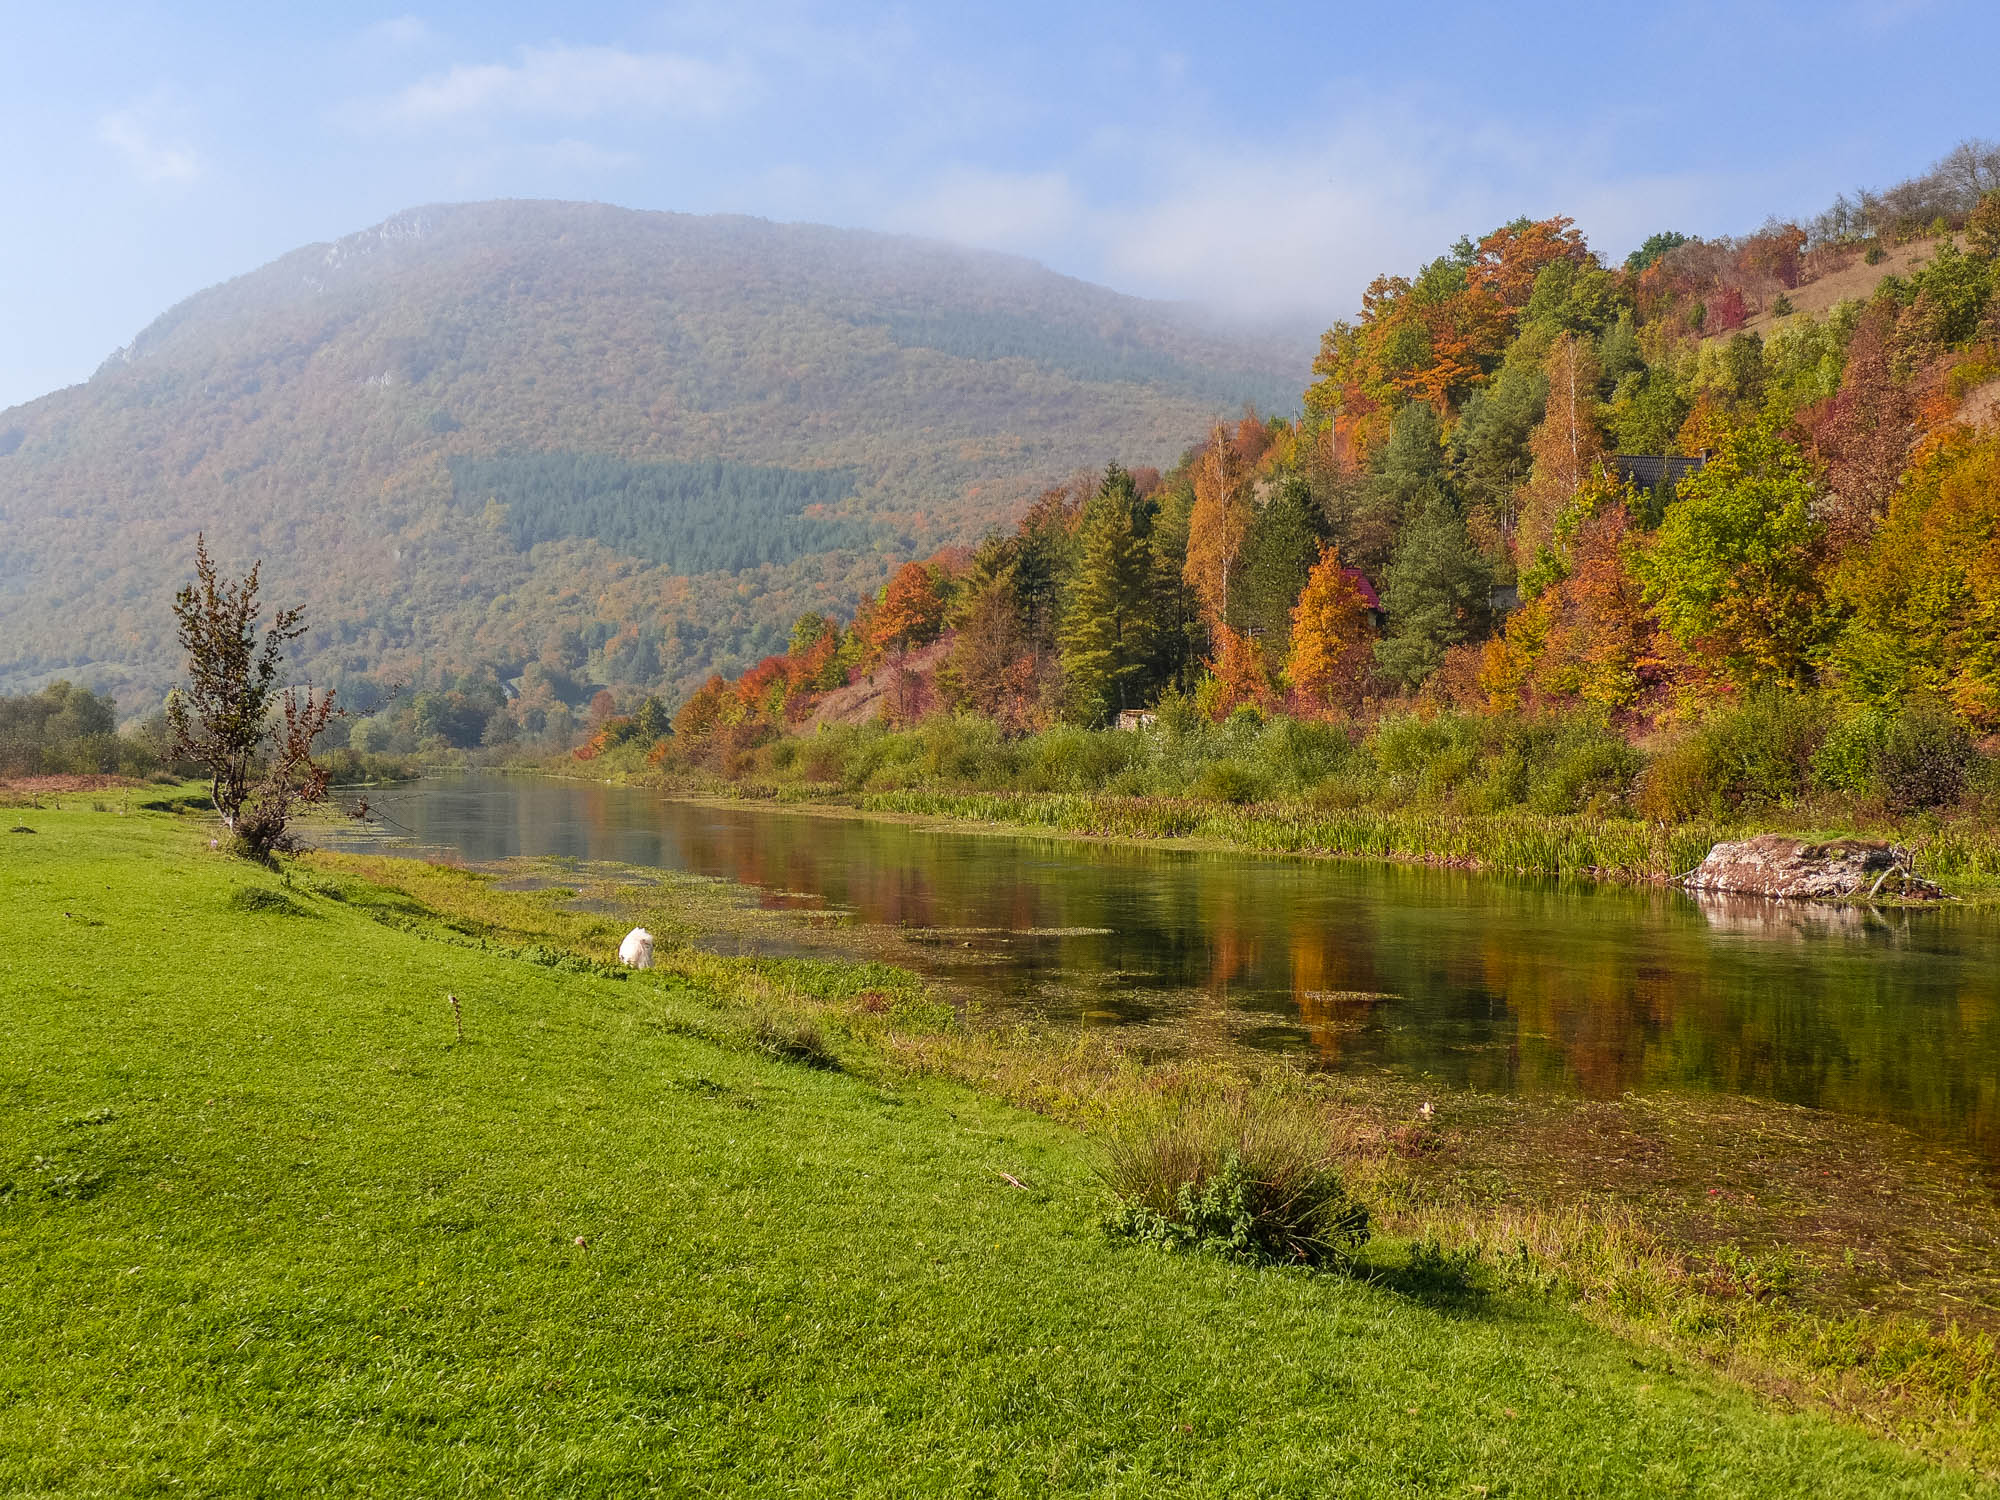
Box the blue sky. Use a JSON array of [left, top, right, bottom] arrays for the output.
[[3, 0, 1996, 410]]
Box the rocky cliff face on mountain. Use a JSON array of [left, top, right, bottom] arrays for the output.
[[0, 201, 1304, 708]]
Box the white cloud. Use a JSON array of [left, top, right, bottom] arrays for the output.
[[659, 1, 914, 85], [377, 43, 752, 127], [891, 167, 1083, 252], [1064, 109, 1738, 325], [97, 103, 201, 185]]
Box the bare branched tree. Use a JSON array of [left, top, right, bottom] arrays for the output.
[[168, 534, 337, 860]]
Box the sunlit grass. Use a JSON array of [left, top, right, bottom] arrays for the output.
[[5, 802, 1994, 1489], [317, 836, 2000, 1471]]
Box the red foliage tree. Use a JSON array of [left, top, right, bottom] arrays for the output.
[[1706, 287, 1748, 334], [1231, 412, 1274, 468], [1737, 223, 1806, 290], [1792, 304, 1917, 552]]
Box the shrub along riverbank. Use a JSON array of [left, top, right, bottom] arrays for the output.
[[4, 801, 1999, 1489], [583, 693, 2000, 895]]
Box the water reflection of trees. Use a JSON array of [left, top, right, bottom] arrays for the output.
[[386, 779, 2000, 1160]]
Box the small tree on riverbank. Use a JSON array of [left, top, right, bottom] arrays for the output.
[[168, 535, 337, 860]]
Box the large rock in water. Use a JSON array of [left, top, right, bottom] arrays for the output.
[[1680, 835, 1942, 901]]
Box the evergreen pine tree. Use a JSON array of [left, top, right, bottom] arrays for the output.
[[1227, 476, 1324, 657], [1374, 401, 1455, 519], [1374, 497, 1494, 689], [1143, 479, 1205, 693], [1059, 465, 1158, 725], [1450, 360, 1547, 539]]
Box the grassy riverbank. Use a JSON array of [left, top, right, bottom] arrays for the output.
[[560, 695, 2000, 895], [541, 770, 2000, 911], [5, 799, 1999, 1490]]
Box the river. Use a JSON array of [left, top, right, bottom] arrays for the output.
[[325, 775, 2000, 1160]]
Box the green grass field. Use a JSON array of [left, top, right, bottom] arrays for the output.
[[2, 806, 1992, 1495]]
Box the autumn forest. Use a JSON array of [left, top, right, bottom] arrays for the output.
[[625, 140, 2000, 827]]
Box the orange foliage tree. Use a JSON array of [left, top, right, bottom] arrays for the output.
[[1304, 217, 1592, 467], [1467, 216, 1591, 314], [1483, 506, 1670, 713], [871, 561, 948, 657], [1208, 624, 1276, 716], [672, 675, 734, 739], [1184, 421, 1254, 624], [1285, 545, 1375, 714], [1516, 333, 1608, 574]]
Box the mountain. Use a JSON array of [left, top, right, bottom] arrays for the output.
[[0, 201, 1306, 708]]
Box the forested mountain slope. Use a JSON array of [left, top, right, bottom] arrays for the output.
[[0, 201, 1303, 706]]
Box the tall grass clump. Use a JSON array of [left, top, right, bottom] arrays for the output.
[[1639, 691, 1984, 822], [911, 714, 1016, 786], [1249, 715, 1359, 797], [1102, 1097, 1371, 1269], [748, 1009, 841, 1070], [1014, 722, 1151, 793], [1500, 717, 1643, 815], [1371, 711, 1487, 803]]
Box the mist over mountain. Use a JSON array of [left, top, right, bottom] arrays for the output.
[[0, 200, 1306, 707]]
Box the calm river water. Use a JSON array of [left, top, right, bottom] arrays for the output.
[[328, 775, 2000, 1158]]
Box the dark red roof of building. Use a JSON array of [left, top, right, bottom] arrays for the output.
[[1341, 568, 1383, 611]]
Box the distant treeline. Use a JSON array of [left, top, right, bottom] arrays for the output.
[[449, 454, 873, 575], [1804, 139, 2000, 247], [0, 680, 414, 787], [0, 681, 165, 778]]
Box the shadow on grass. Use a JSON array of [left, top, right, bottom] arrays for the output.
[[228, 885, 317, 918], [1356, 1237, 1491, 1315]]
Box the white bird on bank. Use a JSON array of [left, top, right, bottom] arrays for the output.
[[618, 928, 655, 970]]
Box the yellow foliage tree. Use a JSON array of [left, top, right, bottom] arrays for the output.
[[1831, 432, 2000, 726], [1516, 333, 1606, 570]]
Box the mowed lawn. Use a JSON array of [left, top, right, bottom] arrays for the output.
[[0, 809, 1988, 1497]]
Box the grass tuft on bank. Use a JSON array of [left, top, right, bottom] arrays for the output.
[[1102, 1094, 1372, 1269]]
